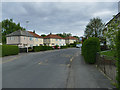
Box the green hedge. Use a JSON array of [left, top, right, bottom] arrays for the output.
[[82, 37, 100, 64], [70, 43, 76, 47], [116, 30, 120, 89], [2, 45, 19, 57], [33, 46, 53, 52], [61, 46, 68, 49]]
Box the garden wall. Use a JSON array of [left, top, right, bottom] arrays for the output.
[[96, 53, 117, 83]]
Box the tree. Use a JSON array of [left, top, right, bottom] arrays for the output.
[[41, 34, 46, 37], [57, 32, 72, 38], [84, 17, 105, 38], [104, 17, 120, 49], [33, 30, 35, 33], [116, 30, 120, 90], [73, 36, 79, 40], [0, 22, 2, 43], [1, 19, 25, 44]]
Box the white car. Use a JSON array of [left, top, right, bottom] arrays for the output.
[[76, 44, 82, 48]]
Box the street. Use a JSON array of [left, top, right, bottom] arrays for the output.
[[2, 48, 114, 88]]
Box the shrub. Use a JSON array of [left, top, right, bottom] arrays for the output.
[[61, 46, 68, 49], [100, 45, 109, 51], [33, 46, 53, 52], [54, 45, 59, 49], [70, 43, 76, 47], [82, 37, 100, 64], [66, 44, 70, 47], [2, 45, 19, 57], [116, 30, 120, 89]]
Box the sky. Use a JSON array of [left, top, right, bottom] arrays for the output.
[[2, 2, 119, 37]]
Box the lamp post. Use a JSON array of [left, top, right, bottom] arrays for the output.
[[26, 20, 29, 53]]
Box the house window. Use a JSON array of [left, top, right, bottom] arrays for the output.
[[24, 36, 25, 40], [10, 37, 14, 40], [9, 37, 11, 40], [29, 37, 33, 41], [36, 38, 38, 41], [56, 39, 58, 41], [59, 39, 61, 41], [36, 44, 38, 46], [30, 44, 33, 47]]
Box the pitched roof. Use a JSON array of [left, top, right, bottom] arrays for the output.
[[64, 36, 78, 40], [28, 31, 42, 38], [106, 12, 120, 26], [6, 30, 34, 37], [44, 34, 64, 39]]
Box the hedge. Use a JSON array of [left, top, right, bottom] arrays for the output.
[[82, 37, 100, 64], [33, 46, 53, 52], [116, 30, 120, 89], [70, 43, 76, 47], [60, 46, 68, 49], [2, 45, 19, 57]]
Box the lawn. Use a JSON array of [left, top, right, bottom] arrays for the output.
[[100, 50, 117, 60]]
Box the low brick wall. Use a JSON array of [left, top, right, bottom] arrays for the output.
[[96, 53, 117, 83]]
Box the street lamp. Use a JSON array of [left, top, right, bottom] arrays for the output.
[[26, 20, 29, 53]]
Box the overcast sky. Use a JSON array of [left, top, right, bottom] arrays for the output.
[[2, 2, 118, 37]]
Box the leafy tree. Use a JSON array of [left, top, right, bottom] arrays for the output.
[[84, 17, 105, 38], [73, 36, 79, 40], [103, 17, 120, 49], [0, 22, 2, 43], [116, 30, 120, 90], [33, 30, 35, 33], [57, 32, 72, 38], [41, 34, 46, 37], [1, 19, 25, 44]]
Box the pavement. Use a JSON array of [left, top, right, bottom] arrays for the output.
[[2, 48, 115, 88]]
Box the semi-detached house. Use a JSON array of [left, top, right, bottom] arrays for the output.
[[6, 30, 34, 48], [6, 30, 43, 48], [64, 36, 78, 44], [6, 30, 78, 48], [105, 12, 120, 45], [28, 31, 43, 46], [43, 34, 66, 46]]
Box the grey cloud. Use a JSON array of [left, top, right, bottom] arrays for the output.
[[2, 2, 118, 36]]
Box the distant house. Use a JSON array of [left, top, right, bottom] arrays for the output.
[[28, 31, 43, 46], [6, 30, 34, 48], [43, 34, 66, 46], [64, 36, 78, 44]]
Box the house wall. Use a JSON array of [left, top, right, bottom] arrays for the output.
[[33, 37, 43, 46], [6, 36, 20, 45], [20, 36, 34, 47], [49, 38, 66, 46], [7, 36, 35, 48], [44, 38, 66, 46], [69, 39, 76, 44], [43, 38, 50, 46], [65, 39, 76, 44]]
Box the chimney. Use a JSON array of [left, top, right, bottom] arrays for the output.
[[118, 1, 120, 13]]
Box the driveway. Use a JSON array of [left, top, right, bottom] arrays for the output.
[[2, 48, 114, 88]]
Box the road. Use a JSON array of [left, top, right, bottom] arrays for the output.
[[2, 48, 114, 88]]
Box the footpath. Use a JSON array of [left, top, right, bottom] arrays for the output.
[[66, 50, 115, 89]]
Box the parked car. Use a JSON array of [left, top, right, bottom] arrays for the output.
[[76, 44, 82, 48], [52, 46, 60, 49]]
